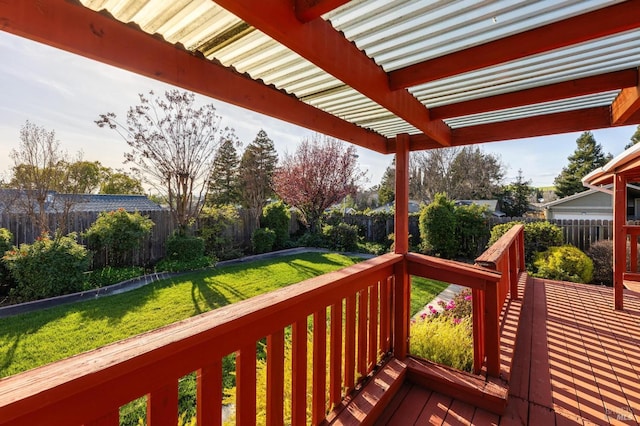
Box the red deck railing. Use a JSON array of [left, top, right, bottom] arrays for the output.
[[623, 225, 640, 283], [0, 254, 402, 426], [473, 224, 525, 376], [0, 227, 525, 424]]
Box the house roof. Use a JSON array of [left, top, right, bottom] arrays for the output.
[[2, 1, 639, 155], [542, 186, 611, 208], [582, 141, 640, 186], [0, 190, 165, 213], [68, 194, 165, 212]]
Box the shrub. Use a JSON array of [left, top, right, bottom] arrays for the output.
[[410, 316, 473, 372], [166, 233, 206, 261], [84, 209, 154, 267], [322, 222, 359, 252], [0, 228, 14, 287], [419, 193, 457, 258], [411, 289, 473, 372], [488, 221, 562, 265], [454, 204, 489, 259], [4, 233, 90, 302], [533, 245, 594, 283], [156, 232, 212, 272], [261, 201, 290, 250], [586, 239, 640, 286], [295, 232, 325, 248], [199, 205, 243, 260], [251, 228, 276, 254]]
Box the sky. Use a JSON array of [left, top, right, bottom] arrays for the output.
[[1, 30, 638, 190]]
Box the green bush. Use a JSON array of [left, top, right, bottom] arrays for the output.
[[166, 233, 206, 261], [157, 232, 211, 272], [489, 221, 562, 265], [454, 204, 489, 259], [0, 228, 14, 287], [410, 315, 473, 372], [295, 232, 325, 248], [586, 239, 640, 286], [322, 222, 359, 252], [84, 209, 154, 267], [261, 201, 290, 250], [4, 233, 90, 302], [199, 205, 243, 261], [419, 193, 457, 258], [533, 245, 594, 283], [251, 228, 276, 254]]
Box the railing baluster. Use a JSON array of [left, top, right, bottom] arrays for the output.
[[197, 361, 222, 426], [344, 295, 357, 390], [237, 344, 257, 426], [631, 233, 638, 273], [329, 301, 343, 406], [357, 289, 368, 378], [147, 382, 178, 426], [380, 276, 392, 353], [368, 282, 379, 370], [292, 319, 307, 425], [312, 309, 327, 425], [472, 288, 484, 375], [267, 330, 284, 426]]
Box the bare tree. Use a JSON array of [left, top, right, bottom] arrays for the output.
[[411, 146, 504, 201], [96, 90, 232, 233], [273, 134, 365, 233], [9, 121, 81, 235]]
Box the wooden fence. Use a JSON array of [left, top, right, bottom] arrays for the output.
[[0, 209, 618, 264], [0, 211, 174, 267]]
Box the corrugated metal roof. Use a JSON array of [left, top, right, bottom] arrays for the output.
[[78, 0, 640, 140]]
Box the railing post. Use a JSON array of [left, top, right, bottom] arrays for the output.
[[147, 382, 178, 426], [509, 243, 519, 300], [484, 281, 500, 377], [614, 174, 626, 310], [471, 288, 484, 375]]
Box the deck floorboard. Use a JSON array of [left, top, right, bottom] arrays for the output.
[[379, 277, 640, 425]]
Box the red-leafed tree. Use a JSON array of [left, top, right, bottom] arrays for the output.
[[273, 134, 365, 233]]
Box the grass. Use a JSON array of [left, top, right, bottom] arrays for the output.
[[0, 252, 448, 379]]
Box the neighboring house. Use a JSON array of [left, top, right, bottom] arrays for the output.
[[455, 199, 506, 217], [0, 190, 165, 214], [543, 184, 640, 220], [371, 200, 422, 214]]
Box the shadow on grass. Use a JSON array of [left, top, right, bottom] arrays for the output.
[[190, 278, 242, 315]]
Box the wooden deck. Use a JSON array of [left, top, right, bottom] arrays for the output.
[[376, 277, 640, 425]]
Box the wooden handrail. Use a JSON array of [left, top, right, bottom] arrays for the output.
[[0, 253, 403, 426]]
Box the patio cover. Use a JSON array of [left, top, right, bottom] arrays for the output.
[[1, 0, 640, 156]]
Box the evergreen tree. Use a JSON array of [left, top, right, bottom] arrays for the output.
[[378, 158, 395, 205], [239, 130, 278, 230], [500, 169, 533, 217], [554, 131, 612, 198], [624, 125, 640, 150], [207, 138, 241, 206]]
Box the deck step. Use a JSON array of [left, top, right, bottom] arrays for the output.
[[325, 358, 407, 426], [404, 357, 508, 415]]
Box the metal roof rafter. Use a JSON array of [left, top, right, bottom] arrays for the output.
[[212, 0, 452, 147]]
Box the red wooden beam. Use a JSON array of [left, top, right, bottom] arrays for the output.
[[389, 1, 640, 89], [612, 72, 640, 124], [0, 0, 389, 153], [214, 0, 452, 147], [295, 0, 351, 22], [430, 69, 639, 120], [388, 107, 613, 150]]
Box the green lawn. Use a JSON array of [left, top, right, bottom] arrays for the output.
[[0, 252, 447, 379]]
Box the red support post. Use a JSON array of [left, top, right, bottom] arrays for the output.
[[393, 134, 410, 359], [614, 174, 626, 310], [484, 281, 500, 377]]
